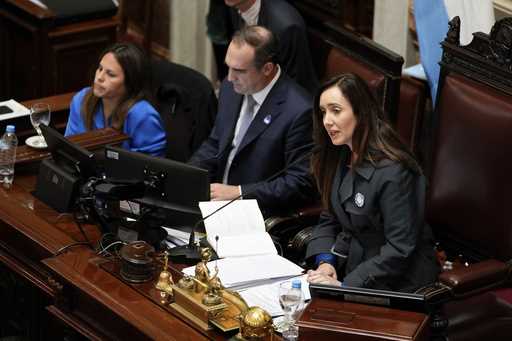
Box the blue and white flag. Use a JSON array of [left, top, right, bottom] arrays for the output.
[[414, 0, 495, 102]]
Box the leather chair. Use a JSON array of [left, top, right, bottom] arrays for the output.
[[424, 17, 512, 341], [150, 59, 217, 162], [308, 22, 403, 123], [397, 75, 428, 158]]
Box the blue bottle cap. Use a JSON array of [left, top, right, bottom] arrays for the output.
[[6, 125, 15, 133], [292, 279, 301, 289]]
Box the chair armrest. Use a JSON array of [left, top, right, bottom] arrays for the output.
[[439, 259, 511, 298]]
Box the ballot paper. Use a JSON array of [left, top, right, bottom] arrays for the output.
[[182, 254, 304, 288], [0, 100, 30, 121], [198, 199, 277, 258]]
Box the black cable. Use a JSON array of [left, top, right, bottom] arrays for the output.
[[73, 207, 93, 248]]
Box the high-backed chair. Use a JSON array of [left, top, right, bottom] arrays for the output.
[[308, 22, 403, 123], [397, 76, 429, 159], [425, 17, 512, 341], [150, 59, 217, 162]]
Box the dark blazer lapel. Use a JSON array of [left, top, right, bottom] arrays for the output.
[[330, 150, 354, 229], [257, 0, 269, 27], [218, 92, 244, 154], [236, 76, 286, 154]]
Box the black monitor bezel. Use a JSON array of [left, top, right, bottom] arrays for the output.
[[103, 146, 210, 217], [40, 124, 96, 179]]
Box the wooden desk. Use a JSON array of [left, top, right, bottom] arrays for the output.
[[0, 129, 428, 340], [298, 298, 430, 341]]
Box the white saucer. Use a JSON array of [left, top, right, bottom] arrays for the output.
[[25, 135, 47, 149]]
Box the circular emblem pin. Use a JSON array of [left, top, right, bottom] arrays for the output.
[[263, 114, 272, 125], [354, 192, 365, 208]]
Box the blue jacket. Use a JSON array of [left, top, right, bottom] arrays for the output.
[[189, 74, 315, 216], [65, 87, 167, 157]]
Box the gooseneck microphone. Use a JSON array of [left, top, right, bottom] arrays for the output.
[[167, 143, 320, 262]]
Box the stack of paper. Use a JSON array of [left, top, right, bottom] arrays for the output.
[[182, 254, 303, 288], [162, 226, 204, 248]]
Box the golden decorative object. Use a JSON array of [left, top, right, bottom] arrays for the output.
[[239, 306, 273, 340], [177, 276, 195, 290], [155, 251, 174, 295], [169, 246, 274, 338]]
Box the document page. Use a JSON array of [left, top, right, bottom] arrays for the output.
[[199, 200, 277, 257], [182, 254, 304, 288]]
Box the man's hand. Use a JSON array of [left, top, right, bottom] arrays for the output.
[[306, 263, 339, 286], [210, 183, 240, 201]]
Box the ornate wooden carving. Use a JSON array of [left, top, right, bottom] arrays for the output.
[[445, 16, 461, 46], [441, 17, 512, 97]]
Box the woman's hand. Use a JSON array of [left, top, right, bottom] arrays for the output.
[[307, 263, 341, 286]]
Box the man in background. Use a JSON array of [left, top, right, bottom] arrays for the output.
[[209, 0, 318, 94], [190, 25, 314, 217]]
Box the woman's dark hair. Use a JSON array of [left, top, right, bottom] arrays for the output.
[[82, 42, 150, 131], [311, 73, 421, 209]]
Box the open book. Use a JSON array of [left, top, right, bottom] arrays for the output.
[[198, 199, 277, 258]]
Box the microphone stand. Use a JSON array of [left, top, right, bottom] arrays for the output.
[[167, 143, 318, 262]]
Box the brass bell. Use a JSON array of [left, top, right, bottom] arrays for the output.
[[155, 251, 174, 295]]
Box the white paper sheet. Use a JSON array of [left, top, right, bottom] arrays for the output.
[[0, 100, 30, 121], [199, 200, 277, 257]]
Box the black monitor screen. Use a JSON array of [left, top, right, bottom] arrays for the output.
[[309, 283, 431, 313], [103, 146, 210, 225], [40, 124, 96, 179]]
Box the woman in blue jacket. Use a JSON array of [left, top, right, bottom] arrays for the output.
[[65, 43, 166, 157], [306, 74, 439, 292]]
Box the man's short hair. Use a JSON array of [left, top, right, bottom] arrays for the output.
[[232, 25, 280, 69]]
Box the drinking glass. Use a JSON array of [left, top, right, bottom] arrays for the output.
[[278, 281, 302, 334], [30, 102, 51, 137]]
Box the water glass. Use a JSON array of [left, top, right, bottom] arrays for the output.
[[29, 102, 51, 136]]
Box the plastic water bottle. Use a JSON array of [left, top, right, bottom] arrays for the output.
[[0, 125, 18, 188], [282, 279, 303, 341]]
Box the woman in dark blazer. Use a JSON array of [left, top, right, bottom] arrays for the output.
[[306, 74, 439, 292]]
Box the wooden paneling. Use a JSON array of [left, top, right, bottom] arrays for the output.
[[292, 0, 374, 37], [0, 0, 118, 101]]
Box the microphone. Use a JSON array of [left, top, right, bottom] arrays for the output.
[[168, 142, 320, 262]]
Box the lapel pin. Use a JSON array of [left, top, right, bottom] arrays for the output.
[[263, 114, 272, 125], [354, 192, 365, 208]]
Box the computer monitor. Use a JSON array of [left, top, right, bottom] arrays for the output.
[[309, 283, 432, 313], [103, 146, 210, 227], [35, 125, 97, 212], [40, 124, 96, 179]]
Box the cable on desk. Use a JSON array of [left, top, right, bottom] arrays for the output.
[[72, 209, 93, 248], [97, 240, 125, 257], [54, 241, 91, 256]]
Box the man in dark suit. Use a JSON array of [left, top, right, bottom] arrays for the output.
[[189, 25, 314, 217], [223, 0, 318, 94]]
